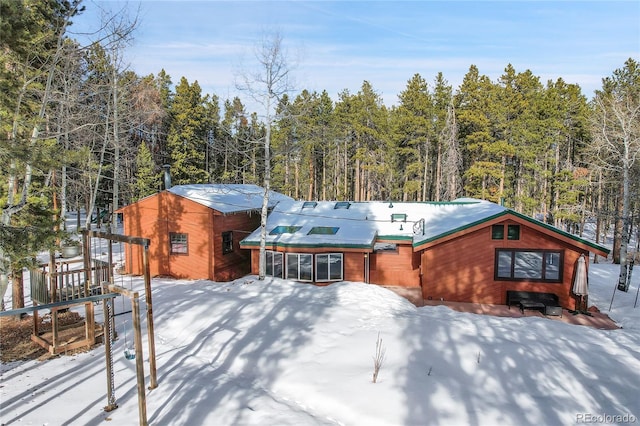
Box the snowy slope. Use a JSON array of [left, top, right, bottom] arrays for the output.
[[1, 262, 639, 425]]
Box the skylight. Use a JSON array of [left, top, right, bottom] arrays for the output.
[[308, 226, 339, 235], [270, 226, 302, 235], [302, 201, 317, 209], [334, 202, 350, 209]]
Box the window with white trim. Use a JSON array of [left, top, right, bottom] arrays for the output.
[[286, 253, 313, 281], [266, 251, 283, 278], [170, 232, 188, 255], [316, 253, 343, 282], [496, 249, 562, 282]]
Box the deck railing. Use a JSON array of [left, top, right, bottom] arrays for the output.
[[30, 259, 111, 305]]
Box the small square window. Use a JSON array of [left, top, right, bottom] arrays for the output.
[[170, 232, 188, 255], [507, 225, 520, 240], [222, 231, 233, 254], [391, 213, 407, 222], [492, 224, 504, 239]]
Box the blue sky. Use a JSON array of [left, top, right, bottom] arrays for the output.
[[71, 1, 639, 109]]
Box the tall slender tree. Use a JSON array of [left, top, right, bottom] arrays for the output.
[[392, 73, 432, 201], [236, 32, 296, 280], [589, 58, 640, 291]]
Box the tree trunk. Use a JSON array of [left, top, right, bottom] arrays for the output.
[[616, 159, 631, 291], [308, 151, 314, 200], [434, 143, 442, 202], [12, 268, 24, 310], [111, 66, 120, 232], [594, 169, 604, 263], [499, 156, 506, 202], [613, 188, 623, 264], [422, 140, 429, 201], [355, 157, 361, 202]]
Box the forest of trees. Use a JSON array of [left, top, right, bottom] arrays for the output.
[[1, 1, 639, 308]]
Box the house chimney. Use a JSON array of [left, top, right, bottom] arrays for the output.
[[163, 164, 172, 189]]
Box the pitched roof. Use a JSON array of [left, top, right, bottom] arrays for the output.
[[240, 198, 610, 255], [167, 184, 293, 214]]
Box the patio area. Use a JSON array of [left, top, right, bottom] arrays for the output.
[[384, 286, 620, 330]]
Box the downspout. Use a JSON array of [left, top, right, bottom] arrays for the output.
[[364, 253, 370, 284]]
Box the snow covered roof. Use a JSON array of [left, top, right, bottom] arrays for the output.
[[241, 198, 507, 249], [168, 184, 293, 214], [240, 198, 610, 254]]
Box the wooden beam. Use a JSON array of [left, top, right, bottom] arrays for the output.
[[0, 292, 118, 317], [82, 229, 150, 248], [143, 244, 158, 389], [107, 284, 138, 299]]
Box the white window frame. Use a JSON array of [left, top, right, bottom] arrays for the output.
[[170, 232, 188, 255], [266, 251, 283, 278], [286, 253, 313, 282], [316, 253, 343, 282]]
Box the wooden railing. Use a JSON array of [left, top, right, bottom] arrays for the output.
[[30, 259, 111, 305]]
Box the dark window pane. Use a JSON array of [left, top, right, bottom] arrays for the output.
[[497, 251, 512, 278], [514, 251, 542, 279], [507, 225, 520, 240], [316, 254, 329, 281], [300, 254, 312, 281], [329, 254, 343, 280], [266, 251, 274, 275], [286, 254, 298, 279], [492, 225, 504, 240], [222, 231, 233, 254], [545, 252, 560, 280], [273, 252, 283, 278]]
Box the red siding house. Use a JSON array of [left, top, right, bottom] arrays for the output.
[[118, 184, 292, 281], [240, 198, 609, 310]]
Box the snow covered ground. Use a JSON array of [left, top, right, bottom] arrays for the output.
[[1, 259, 639, 425], [1, 211, 640, 426]]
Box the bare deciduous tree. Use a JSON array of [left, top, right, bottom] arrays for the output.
[[236, 32, 296, 280], [589, 58, 640, 291]]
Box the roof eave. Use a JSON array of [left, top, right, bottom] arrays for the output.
[[413, 209, 610, 256]]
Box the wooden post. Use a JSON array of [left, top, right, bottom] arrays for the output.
[[49, 251, 56, 303], [83, 231, 91, 293], [33, 303, 39, 337], [143, 244, 157, 389], [132, 294, 148, 426], [107, 234, 113, 284], [85, 302, 95, 348], [51, 307, 59, 354]]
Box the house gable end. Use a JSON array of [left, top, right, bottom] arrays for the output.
[[413, 209, 609, 257]]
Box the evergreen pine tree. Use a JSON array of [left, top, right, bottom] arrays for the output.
[[166, 77, 208, 184]]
